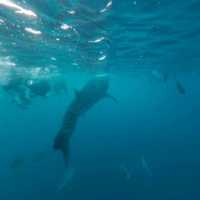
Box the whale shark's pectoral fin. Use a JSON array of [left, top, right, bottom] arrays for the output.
[[105, 93, 118, 103]]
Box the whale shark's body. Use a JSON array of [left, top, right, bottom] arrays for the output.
[[53, 75, 116, 165]]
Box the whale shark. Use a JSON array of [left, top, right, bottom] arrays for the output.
[[53, 74, 117, 166]]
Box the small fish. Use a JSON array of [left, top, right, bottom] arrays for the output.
[[163, 72, 169, 82], [141, 156, 152, 177], [151, 70, 169, 82], [176, 80, 185, 95], [151, 70, 163, 80], [120, 165, 132, 180], [10, 157, 25, 169]]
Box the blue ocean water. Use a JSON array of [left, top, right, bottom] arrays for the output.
[[0, 0, 200, 199]]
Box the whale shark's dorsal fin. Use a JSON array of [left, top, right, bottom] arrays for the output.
[[105, 93, 118, 103]]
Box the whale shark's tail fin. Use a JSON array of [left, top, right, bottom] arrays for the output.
[[60, 141, 70, 166], [53, 134, 71, 166], [54, 134, 74, 192], [57, 167, 74, 192]]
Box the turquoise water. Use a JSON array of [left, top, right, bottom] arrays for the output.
[[0, 0, 200, 199]]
